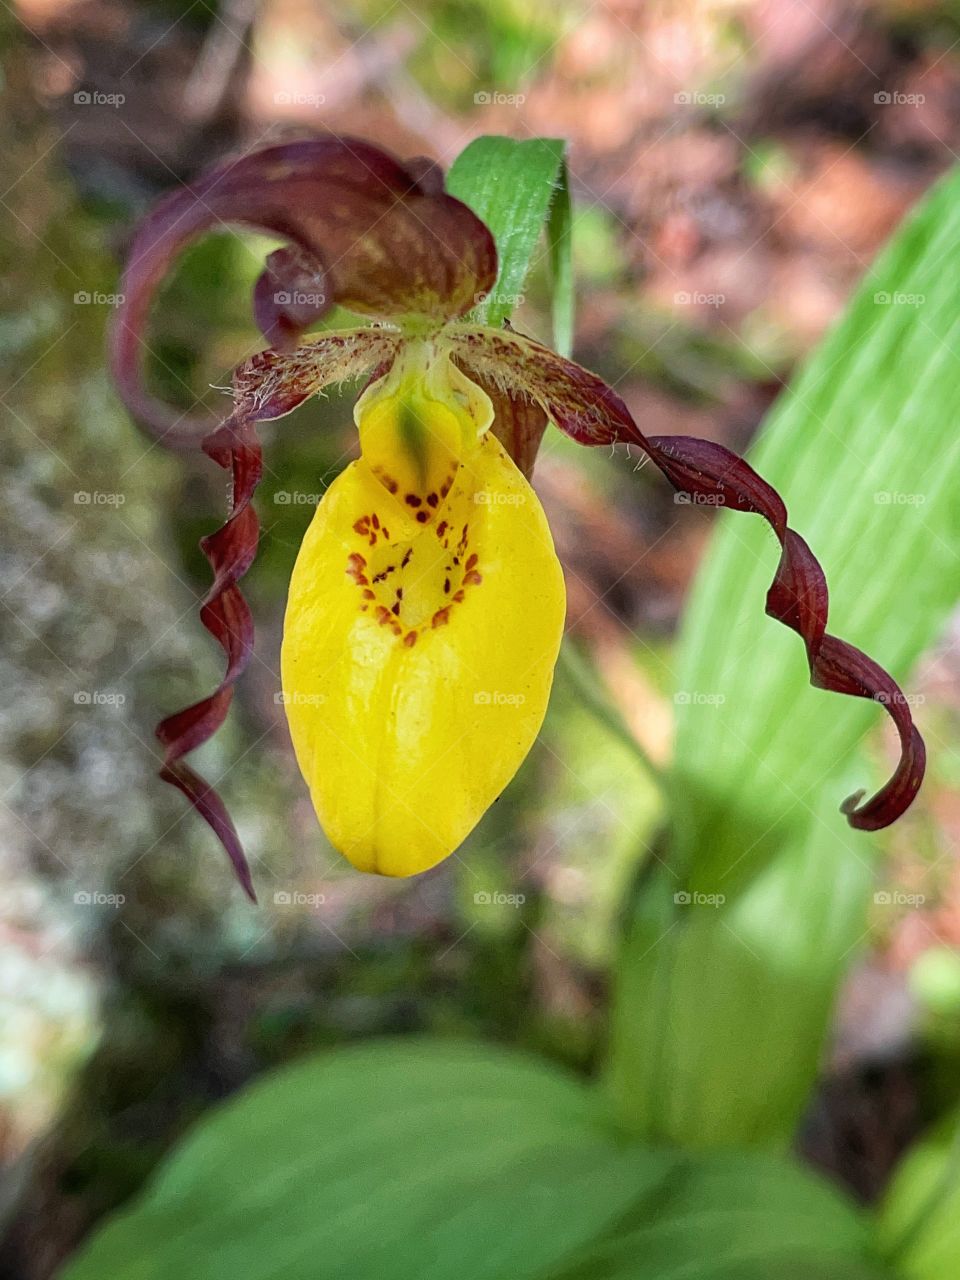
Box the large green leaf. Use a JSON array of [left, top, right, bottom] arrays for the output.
[[542, 1151, 889, 1280], [59, 1040, 673, 1280], [545, 157, 574, 356], [60, 1039, 885, 1280], [608, 166, 960, 1147]]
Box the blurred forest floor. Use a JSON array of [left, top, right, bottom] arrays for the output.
[[3, 0, 960, 1275]]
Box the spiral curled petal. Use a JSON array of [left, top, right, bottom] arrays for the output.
[[448, 323, 925, 830], [152, 331, 396, 897], [155, 422, 261, 900]]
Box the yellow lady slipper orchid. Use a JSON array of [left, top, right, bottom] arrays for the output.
[[281, 343, 564, 875], [111, 135, 924, 900]]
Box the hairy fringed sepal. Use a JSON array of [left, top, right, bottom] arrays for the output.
[[450, 323, 926, 830], [109, 136, 496, 444]]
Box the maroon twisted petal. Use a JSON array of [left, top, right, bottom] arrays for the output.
[[154, 421, 262, 900], [644, 436, 925, 828], [147, 333, 399, 897], [450, 327, 925, 829]]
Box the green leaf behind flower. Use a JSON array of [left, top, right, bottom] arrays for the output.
[[609, 165, 960, 1149]]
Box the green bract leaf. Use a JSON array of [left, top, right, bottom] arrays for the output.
[[59, 1040, 673, 1280], [447, 135, 571, 346]]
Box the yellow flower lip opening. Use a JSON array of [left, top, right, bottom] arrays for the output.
[[281, 346, 566, 877], [353, 340, 495, 532]]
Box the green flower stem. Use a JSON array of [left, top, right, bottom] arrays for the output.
[[556, 640, 665, 788]]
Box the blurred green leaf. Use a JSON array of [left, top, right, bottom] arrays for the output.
[[60, 1039, 884, 1280], [446, 135, 568, 336], [543, 1151, 888, 1280], [877, 1114, 960, 1280], [60, 1039, 673, 1280], [608, 166, 960, 1148]]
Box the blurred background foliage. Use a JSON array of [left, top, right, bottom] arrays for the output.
[[2, 0, 960, 1275]]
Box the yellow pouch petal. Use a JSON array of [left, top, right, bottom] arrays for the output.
[[281, 426, 565, 876]]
